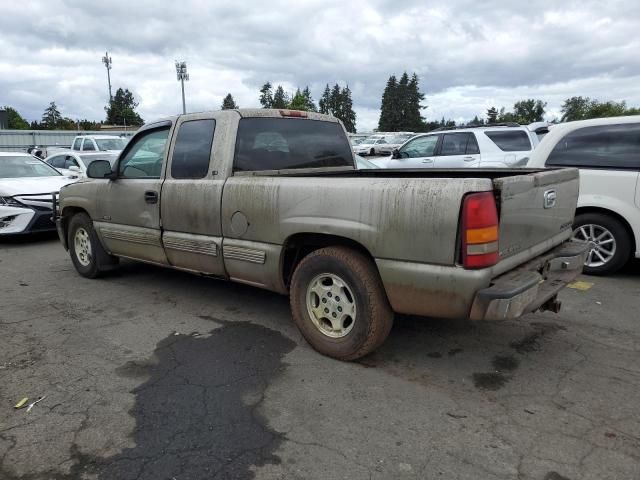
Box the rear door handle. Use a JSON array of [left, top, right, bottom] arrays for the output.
[[144, 190, 158, 204], [463, 156, 475, 161]]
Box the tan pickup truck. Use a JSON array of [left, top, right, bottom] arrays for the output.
[[55, 109, 587, 360]]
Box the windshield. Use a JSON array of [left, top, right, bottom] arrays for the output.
[[389, 136, 408, 144], [0, 156, 62, 178], [363, 136, 382, 144], [78, 154, 117, 168], [95, 138, 127, 151]]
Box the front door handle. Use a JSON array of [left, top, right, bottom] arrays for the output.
[[463, 156, 475, 161], [144, 190, 158, 204], [421, 158, 434, 163]]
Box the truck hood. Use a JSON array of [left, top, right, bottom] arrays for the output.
[[0, 176, 76, 196]]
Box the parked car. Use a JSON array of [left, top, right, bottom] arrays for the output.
[[375, 134, 415, 155], [55, 109, 586, 360], [0, 152, 76, 235], [352, 135, 390, 156], [385, 124, 538, 168], [44, 151, 119, 178], [527, 116, 640, 275], [71, 135, 128, 153]]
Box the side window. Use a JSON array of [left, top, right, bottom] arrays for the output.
[[546, 123, 640, 169], [82, 139, 96, 151], [377, 138, 387, 144], [64, 155, 79, 169], [484, 130, 532, 151], [234, 118, 353, 171], [49, 155, 66, 169], [118, 128, 170, 178], [400, 135, 439, 158], [171, 120, 216, 179], [72, 138, 82, 150], [440, 133, 472, 156], [466, 135, 480, 155]]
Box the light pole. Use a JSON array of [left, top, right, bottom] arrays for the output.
[[102, 51, 113, 103], [175, 61, 189, 114]]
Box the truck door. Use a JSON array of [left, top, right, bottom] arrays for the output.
[[160, 114, 226, 276]]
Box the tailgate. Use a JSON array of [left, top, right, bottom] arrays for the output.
[[493, 168, 579, 260]]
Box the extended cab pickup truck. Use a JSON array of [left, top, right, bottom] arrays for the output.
[[55, 109, 588, 360]]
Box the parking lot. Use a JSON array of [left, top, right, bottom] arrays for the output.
[[1, 234, 639, 480]]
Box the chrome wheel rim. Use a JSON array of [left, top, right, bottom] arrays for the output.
[[74, 228, 92, 267], [572, 224, 616, 267], [306, 273, 356, 338]]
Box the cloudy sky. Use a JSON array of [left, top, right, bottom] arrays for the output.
[[1, 0, 639, 131]]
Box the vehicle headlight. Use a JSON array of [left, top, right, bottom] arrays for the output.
[[0, 197, 24, 208]]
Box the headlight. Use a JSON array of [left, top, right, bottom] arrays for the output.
[[0, 197, 24, 208]]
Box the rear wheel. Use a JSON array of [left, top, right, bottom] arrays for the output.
[[572, 213, 631, 275], [68, 213, 118, 278], [290, 246, 394, 360], [369, 147, 375, 156]]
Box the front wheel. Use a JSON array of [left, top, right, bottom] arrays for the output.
[[369, 148, 375, 156], [290, 246, 394, 360], [572, 213, 631, 275], [68, 213, 118, 278]]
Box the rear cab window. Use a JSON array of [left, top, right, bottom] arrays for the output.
[[484, 130, 532, 152], [171, 119, 216, 179], [72, 138, 82, 150], [546, 123, 640, 169], [234, 118, 353, 172]]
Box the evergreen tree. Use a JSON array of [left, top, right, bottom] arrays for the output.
[[318, 84, 331, 114], [330, 84, 342, 119], [272, 85, 289, 109], [2, 106, 29, 129], [221, 93, 238, 110], [396, 72, 410, 130], [513, 99, 546, 123], [404, 73, 426, 131], [378, 75, 398, 131], [259, 82, 273, 108], [105, 88, 144, 126], [469, 115, 483, 126], [302, 86, 317, 112], [340, 85, 356, 133], [486, 107, 498, 123], [41, 101, 62, 128]]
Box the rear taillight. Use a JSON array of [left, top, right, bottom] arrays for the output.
[[279, 110, 307, 118], [462, 192, 499, 269]]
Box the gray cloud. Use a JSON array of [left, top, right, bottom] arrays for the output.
[[1, 0, 639, 131]]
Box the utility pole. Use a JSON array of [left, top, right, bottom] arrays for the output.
[[175, 61, 189, 114], [102, 51, 113, 103]]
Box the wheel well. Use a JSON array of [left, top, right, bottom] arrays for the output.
[[60, 207, 88, 248], [575, 206, 636, 252], [281, 233, 375, 288]]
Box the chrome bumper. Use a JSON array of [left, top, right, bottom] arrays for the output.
[[469, 241, 589, 321]]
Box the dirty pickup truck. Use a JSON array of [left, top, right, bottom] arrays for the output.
[[54, 109, 588, 360]]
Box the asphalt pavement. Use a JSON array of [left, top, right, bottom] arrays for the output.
[[1, 234, 639, 479]]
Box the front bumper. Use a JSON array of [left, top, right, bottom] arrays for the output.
[[0, 206, 55, 235], [469, 241, 589, 321]]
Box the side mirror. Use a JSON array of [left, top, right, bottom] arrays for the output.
[[68, 165, 81, 172], [87, 160, 116, 180], [392, 149, 400, 159]]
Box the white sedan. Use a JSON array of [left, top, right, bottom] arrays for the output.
[[44, 151, 119, 178], [0, 152, 76, 235]]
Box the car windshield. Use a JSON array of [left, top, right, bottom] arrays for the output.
[[389, 136, 408, 144], [78, 154, 117, 168], [95, 138, 127, 151], [0, 156, 62, 178], [364, 136, 382, 144]]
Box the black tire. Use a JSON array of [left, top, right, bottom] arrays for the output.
[[369, 148, 375, 156], [290, 246, 394, 361], [573, 212, 631, 275], [67, 213, 118, 278]]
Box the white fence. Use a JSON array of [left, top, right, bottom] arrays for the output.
[[0, 130, 135, 152]]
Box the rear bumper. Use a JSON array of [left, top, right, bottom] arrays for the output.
[[469, 241, 588, 321]]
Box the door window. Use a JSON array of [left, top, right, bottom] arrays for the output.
[[48, 154, 66, 169], [171, 119, 216, 179], [440, 133, 472, 156], [546, 123, 640, 169], [82, 139, 96, 151], [118, 128, 170, 178], [399, 135, 439, 158]]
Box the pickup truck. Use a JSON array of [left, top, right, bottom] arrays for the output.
[[54, 109, 588, 360], [71, 135, 128, 153]]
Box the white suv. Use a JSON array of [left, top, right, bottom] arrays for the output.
[[383, 124, 538, 169], [527, 116, 640, 275]]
